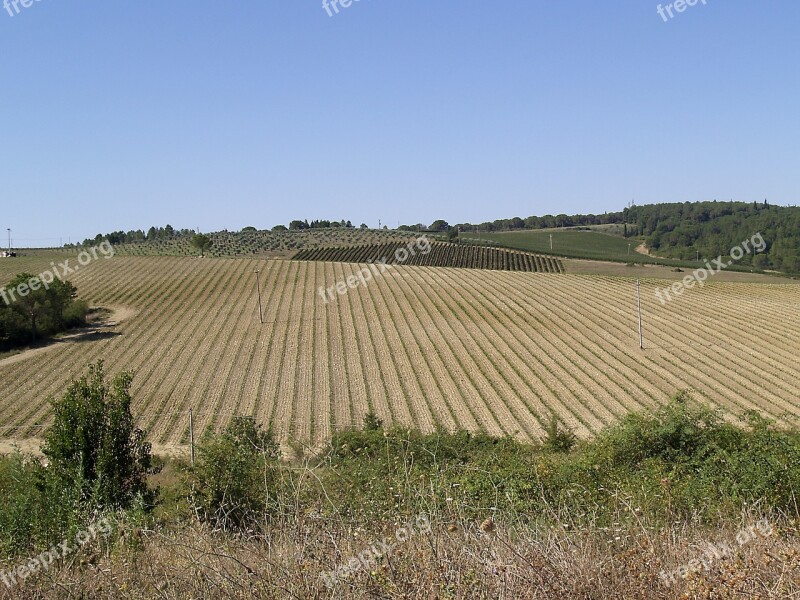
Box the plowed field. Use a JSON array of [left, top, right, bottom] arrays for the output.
[[1, 256, 798, 449]]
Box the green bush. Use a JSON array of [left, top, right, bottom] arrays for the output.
[[319, 393, 800, 525], [0, 363, 152, 556], [42, 361, 153, 510], [186, 417, 280, 530], [542, 414, 577, 453]]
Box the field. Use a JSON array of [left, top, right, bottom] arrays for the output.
[[293, 242, 564, 273], [462, 228, 730, 269], [1, 254, 799, 451], [111, 228, 419, 258]]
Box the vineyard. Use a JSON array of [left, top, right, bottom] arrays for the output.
[[110, 228, 420, 258], [1, 255, 799, 452], [293, 242, 565, 273]]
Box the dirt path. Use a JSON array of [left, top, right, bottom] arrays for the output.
[[0, 439, 191, 460], [635, 242, 651, 256], [0, 305, 136, 369]]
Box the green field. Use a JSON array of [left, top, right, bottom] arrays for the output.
[[460, 229, 658, 262], [462, 229, 761, 272]]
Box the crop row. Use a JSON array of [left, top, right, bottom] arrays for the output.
[[0, 257, 797, 448], [293, 242, 564, 273]]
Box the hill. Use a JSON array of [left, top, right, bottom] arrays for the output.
[[455, 201, 800, 273], [0, 254, 798, 451], [107, 228, 418, 258], [293, 241, 565, 273], [625, 201, 800, 271]]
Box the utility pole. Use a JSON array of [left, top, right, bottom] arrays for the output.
[[254, 269, 264, 324], [6, 229, 10, 253], [628, 243, 631, 256], [637, 279, 644, 350], [550, 233, 553, 252]]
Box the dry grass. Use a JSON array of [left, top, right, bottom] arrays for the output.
[[3, 513, 799, 599]]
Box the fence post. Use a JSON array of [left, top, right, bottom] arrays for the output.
[[189, 409, 195, 466]]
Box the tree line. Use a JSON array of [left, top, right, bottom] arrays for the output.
[[624, 201, 800, 272], [0, 275, 88, 348], [80, 225, 194, 247], [82, 201, 800, 273], [413, 201, 799, 273]]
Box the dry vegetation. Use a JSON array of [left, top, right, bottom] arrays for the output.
[[0, 255, 798, 452], [3, 514, 799, 599]]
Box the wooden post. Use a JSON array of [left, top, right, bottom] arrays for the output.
[[189, 409, 195, 466]]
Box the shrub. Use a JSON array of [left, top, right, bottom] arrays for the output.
[[363, 411, 384, 431], [542, 414, 577, 453], [42, 361, 153, 511], [187, 417, 280, 530]]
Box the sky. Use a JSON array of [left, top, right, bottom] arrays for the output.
[[1, 1, 798, 246]]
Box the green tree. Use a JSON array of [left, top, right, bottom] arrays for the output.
[[6, 273, 47, 341], [42, 361, 152, 510], [0, 275, 87, 347], [191, 234, 214, 257]]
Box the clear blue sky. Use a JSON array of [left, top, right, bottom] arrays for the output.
[[1, 1, 798, 245]]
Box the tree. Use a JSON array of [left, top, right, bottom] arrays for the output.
[[6, 273, 47, 341], [42, 361, 153, 509], [429, 220, 450, 232], [0, 274, 87, 346], [272, 225, 288, 232], [191, 234, 213, 258]]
